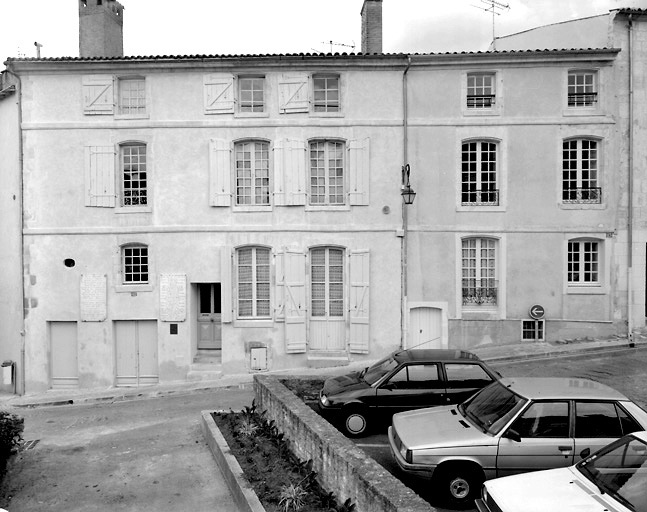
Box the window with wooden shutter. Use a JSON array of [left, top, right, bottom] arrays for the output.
[[273, 139, 306, 206], [309, 140, 345, 206], [349, 250, 370, 354], [348, 138, 370, 206], [209, 139, 232, 206], [85, 145, 116, 207], [82, 75, 114, 115], [284, 249, 307, 353], [279, 74, 309, 114], [204, 74, 235, 114], [236, 246, 271, 318]]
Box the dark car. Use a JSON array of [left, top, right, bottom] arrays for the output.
[[318, 348, 500, 437]]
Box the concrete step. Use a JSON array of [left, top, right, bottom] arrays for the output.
[[187, 367, 223, 381]]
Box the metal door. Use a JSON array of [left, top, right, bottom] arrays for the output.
[[197, 283, 222, 350], [50, 322, 79, 389], [115, 320, 158, 387], [408, 306, 442, 349]]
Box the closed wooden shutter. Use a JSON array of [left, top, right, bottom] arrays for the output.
[[284, 249, 307, 353], [204, 74, 235, 114], [221, 247, 233, 323], [349, 250, 370, 354], [85, 145, 116, 207], [274, 250, 285, 321], [82, 75, 114, 115], [279, 74, 309, 113], [273, 139, 306, 206], [209, 139, 231, 206], [348, 138, 370, 206]]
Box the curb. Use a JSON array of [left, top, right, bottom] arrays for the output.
[[477, 341, 645, 363]]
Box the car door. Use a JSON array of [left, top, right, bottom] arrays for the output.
[[572, 401, 642, 463], [442, 362, 497, 405], [496, 400, 574, 478], [375, 363, 445, 415]]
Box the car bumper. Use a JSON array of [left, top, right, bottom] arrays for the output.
[[387, 426, 436, 479]]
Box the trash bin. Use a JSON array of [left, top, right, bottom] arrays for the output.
[[1, 360, 14, 390]]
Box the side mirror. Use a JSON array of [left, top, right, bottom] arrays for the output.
[[503, 429, 521, 443], [579, 447, 591, 459], [381, 382, 395, 391]]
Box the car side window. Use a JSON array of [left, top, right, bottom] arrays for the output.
[[444, 363, 494, 388], [511, 401, 569, 438], [575, 402, 631, 438], [385, 364, 440, 389]]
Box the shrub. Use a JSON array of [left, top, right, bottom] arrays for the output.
[[0, 410, 24, 459]]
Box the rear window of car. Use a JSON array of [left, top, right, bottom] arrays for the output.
[[444, 363, 494, 388]]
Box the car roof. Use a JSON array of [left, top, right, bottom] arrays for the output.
[[393, 349, 481, 363], [499, 377, 629, 401]]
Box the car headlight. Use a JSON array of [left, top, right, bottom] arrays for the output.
[[320, 394, 330, 406]]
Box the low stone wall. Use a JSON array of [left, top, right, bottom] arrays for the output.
[[253, 374, 434, 512]]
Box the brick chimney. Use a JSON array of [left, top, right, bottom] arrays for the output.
[[79, 0, 124, 58], [361, 0, 383, 54]]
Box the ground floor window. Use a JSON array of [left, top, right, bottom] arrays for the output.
[[522, 320, 544, 341]]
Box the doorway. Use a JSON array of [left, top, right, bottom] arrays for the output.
[[407, 305, 446, 349], [50, 321, 79, 389], [197, 283, 222, 350], [115, 320, 159, 387]]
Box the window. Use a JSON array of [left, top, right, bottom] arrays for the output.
[[461, 141, 499, 205], [122, 244, 149, 284], [237, 247, 270, 318], [574, 402, 641, 438], [512, 401, 570, 438], [522, 320, 545, 341], [118, 77, 146, 116], [568, 240, 599, 285], [387, 364, 441, 389], [311, 247, 344, 318], [309, 140, 345, 206], [120, 143, 147, 207], [234, 141, 270, 206], [563, 139, 601, 204], [313, 75, 340, 112], [467, 73, 495, 109], [444, 363, 494, 388], [568, 71, 597, 107], [238, 76, 264, 113], [462, 238, 497, 306]]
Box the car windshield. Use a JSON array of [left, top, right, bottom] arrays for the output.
[[577, 434, 647, 512], [459, 381, 527, 435], [363, 354, 399, 386]]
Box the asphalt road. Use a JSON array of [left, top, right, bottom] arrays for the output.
[[350, 346, 647, 512]]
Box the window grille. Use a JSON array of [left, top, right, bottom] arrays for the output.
[[522, 320, 545, 341], [122, 245, 149, 284], [121, 144, 147, 206], [568, 72, 597, 107], [309, 141, 345, 205], [467, 73, 495, 109], [237, 247, 270, 317]]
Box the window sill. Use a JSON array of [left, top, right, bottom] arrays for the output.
[[562, 108, 604, 117], [115, 284, 153, 294], [462, 108, 501, 117], [233, 319, 274, 328], [234, 112, 269, 118], [559, 202, 605, 210], [305, 204, 350, 212], [233, 205, 273, 212], [566, 286, 605, 295], [461, 307, 500, 320], [116, 206, 153, 214], [310, 112, 344, 118], [114, 113, 150, 120], [457, 205, 506, 212]]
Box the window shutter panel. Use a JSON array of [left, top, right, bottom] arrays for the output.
[[349, 250, 370, 354], [284, 249, 307, 353], [274, 250, 285, 321], [209, 139, 231, 206], [348, 138, 370, 206], [274, 139, 306, 206], [85, 146, 116, 207], [279, 74, 310, 113], [82, 75, 114, 115], [221, 247, 233, 323], [204, 74, 235, 114]]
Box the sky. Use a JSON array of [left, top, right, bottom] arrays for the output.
[[1, 0, 646, 61]]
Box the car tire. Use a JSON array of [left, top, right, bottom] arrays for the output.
[[436, 464, 482, 507], [342, 408, 369, 437]]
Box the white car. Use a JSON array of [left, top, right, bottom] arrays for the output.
[[475, 430, 647, 512]]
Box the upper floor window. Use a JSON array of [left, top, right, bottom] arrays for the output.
[[567, 239, 599, 285], [313, 75, 340, 112], [120, 143, 148, 207], [118, 77, 146, 116], [238, 76, 265, 113], [122, 244, 149, 284], [309, 140, 345, 206], [467, 73, 495, 109], [461, 141, 499, 206], [568, 71, 597, 107], [462, 238, 497, 306], [279, 73, 342, 114], [234, 141, 270, 206], [562, 139, 600, 204], [237, 246, 271, 318]]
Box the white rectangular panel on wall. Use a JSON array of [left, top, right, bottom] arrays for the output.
[[159, 273, 187, 322], [80, 274, 107, 322]]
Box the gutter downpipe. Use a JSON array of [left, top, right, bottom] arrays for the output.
[[5, 63, 25, 395], [627, 15, 634, 343], [401, 56, 412, 349]]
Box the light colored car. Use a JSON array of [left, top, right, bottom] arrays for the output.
[[388, 377, 647, 506], [475, 430, 647, 512]]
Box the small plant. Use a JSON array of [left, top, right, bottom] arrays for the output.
[[278, 482, 308, 512], [237, 417, 259, 438], [0, 410, 24, 458]]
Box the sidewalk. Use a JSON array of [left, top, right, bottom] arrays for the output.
[[2, 334, 645, 409]]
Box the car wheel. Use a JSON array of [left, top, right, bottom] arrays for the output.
[[436, 465, 482, 506], [342, 408, 369, 437]]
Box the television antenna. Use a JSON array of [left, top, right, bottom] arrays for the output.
[[472, 0, 510, 50], [320, 40, 356, 53]]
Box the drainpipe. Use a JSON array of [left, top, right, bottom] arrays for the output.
[[5, 63, 25, 395], [627, 14, 634, 343], [401, 56, 412, 348]]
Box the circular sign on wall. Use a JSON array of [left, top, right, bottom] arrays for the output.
[[529, 304, 545, 320]]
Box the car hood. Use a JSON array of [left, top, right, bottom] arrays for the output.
[[391, 406, 493, 449], [322, 372, 371, 396], [484, 466, 628, 512]]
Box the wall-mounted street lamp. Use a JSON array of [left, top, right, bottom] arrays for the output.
[[401, 164, 416, 205]]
